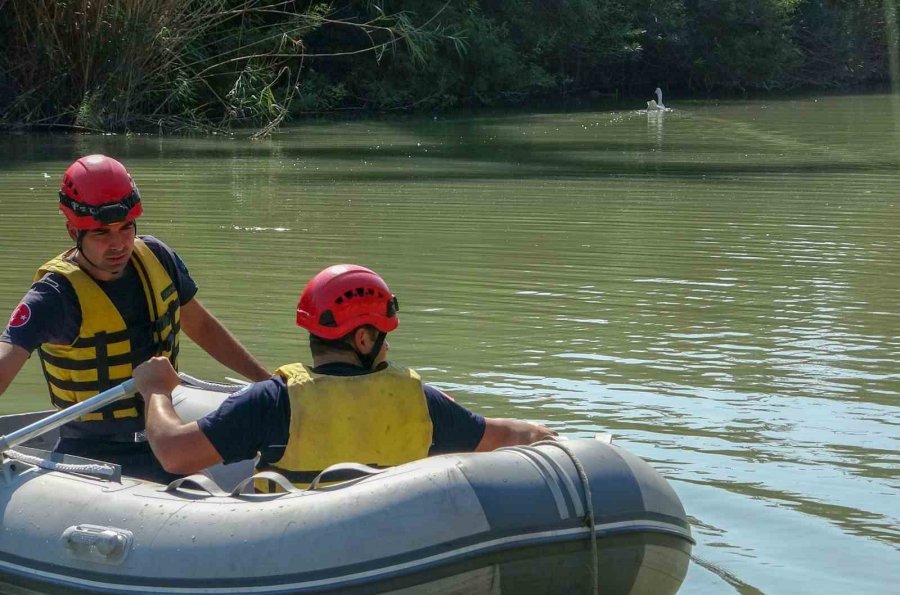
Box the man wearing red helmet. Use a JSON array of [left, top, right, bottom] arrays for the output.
[[133, 264, 557, 488], [0, 154, 270, 482]]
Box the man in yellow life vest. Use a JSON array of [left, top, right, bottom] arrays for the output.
[[0, 154, 270, 482], [133, 264, 557, 487]]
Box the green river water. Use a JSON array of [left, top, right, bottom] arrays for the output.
[[0, 93, 898, 594]]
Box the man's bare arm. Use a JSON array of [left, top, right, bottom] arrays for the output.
[[134, 357, 224, 475], [475, 418, 557, 452], [179, 298, 270, 382], [0, 342, 30, 397]]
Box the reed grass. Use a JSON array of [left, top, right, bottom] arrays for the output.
[[0, 0, 433, 133]]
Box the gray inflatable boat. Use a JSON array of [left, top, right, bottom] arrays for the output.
[[0, 383, 693, 594]]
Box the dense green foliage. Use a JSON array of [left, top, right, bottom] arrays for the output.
[[0, 0, 896, 131], [0, 0, 425, 131]]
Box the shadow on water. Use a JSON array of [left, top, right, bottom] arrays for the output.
[[3, 110, 898, 186]]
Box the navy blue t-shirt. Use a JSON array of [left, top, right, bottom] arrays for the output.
[[1, 236, 197, 353], [198, 362, 487, 464]]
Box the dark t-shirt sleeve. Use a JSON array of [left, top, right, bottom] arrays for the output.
[[2, 237, 196, 353], [196, 376, 290, 464], [425, 384, 486, 455], [0, 274, 80, 353], [141, 235, 198, 305]]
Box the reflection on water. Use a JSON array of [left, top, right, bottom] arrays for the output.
[[0, 94, 898, 594]]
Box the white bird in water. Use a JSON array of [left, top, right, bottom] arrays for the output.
[[647, 88, 671, 111]]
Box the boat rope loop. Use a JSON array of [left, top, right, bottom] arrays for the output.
[[531, 440, 599, 595], [3, 449, 117, 479]]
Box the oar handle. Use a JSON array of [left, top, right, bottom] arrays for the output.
[[0, 379, 137, 452]]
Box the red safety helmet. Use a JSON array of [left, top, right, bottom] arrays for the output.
[[58, 154, 142, 230], [296, 265, 399, 340]]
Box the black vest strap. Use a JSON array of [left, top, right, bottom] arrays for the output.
[[50, 393, 143, 418], [40, 349, 134, 371], [94, 331, 110, 396], [71, 327, 132, 348]]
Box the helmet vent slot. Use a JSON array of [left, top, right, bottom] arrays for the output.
[[318, 310, 337, 327]]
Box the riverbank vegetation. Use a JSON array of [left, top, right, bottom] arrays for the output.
[[0, 0, 897, 133]]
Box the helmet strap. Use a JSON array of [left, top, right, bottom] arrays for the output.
[[74, 230, 101, 270], [73, 222, 136, 271], [357, 331, 387, 371]]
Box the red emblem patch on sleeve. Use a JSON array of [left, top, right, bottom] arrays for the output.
[[8, 303, 31, 328]]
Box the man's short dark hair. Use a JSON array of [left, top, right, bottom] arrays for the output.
[[309, 325, 379, 357]]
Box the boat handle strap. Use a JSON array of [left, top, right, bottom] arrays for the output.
[[308, 462, 385, 491], [232, 471, 301, 495], [162, 465, 385, 498], [163, 473, 231, 497], [164, 472, 303, 497]]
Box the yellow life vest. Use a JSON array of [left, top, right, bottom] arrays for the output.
[[35, 238, 180, 434], [257, 362, 433, 490]]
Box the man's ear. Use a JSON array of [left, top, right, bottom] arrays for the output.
[[353, 327, 374, 353]]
